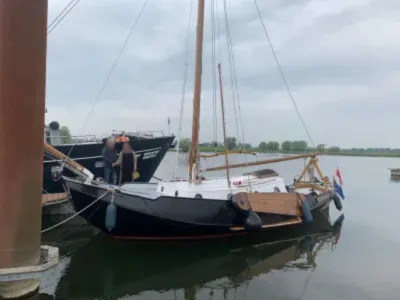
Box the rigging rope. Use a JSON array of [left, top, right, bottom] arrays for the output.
[[211, 0, 218, 149], [223, 3, 246, 150], [64, 0, 149, 161], [173, 0, 194, 179], [222, 0, 252, 191], [213, 0, 223, 154], [215, 0, 223, 58], [222, 0, 241, 148], [252, 0, 316, 147], [47, 0, 81, 35]]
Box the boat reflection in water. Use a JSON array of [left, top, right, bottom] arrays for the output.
[[53, 210, 344, 300]]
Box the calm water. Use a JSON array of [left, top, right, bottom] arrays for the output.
[[34, 153, 400, 300]]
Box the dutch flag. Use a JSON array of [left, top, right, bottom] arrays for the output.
[[333, 167, 345, 200]]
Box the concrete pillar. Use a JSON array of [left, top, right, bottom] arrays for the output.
[[0, 0, 48, 298]]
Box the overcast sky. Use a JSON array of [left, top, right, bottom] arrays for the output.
[[45, 0, 399, 148]]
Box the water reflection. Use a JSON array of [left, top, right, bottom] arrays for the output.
[[48, 210, 343, 300]]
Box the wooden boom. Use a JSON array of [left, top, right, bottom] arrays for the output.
[[199, 150, 256, 158], [202, 153, 319, 172], [44, 143, 94, 179]]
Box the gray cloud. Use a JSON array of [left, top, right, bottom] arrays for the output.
[[46, 0, 400, 148]]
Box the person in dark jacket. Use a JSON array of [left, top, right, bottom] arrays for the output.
[[102, 138, 118, 184], [114, 142, 138, 184]]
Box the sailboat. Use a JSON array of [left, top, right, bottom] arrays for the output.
[[60, 0, 344, 240]]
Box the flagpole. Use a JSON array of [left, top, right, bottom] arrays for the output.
[[167, 117, 171, 136]]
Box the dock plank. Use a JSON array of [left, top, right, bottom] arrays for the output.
[[42, 193, 68, 205]]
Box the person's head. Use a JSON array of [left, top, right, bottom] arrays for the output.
[[106, 138, 116, 149], [122, 142, 132, 153]]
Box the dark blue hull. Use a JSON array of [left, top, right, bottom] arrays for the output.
[[66, 181, 247, 239], [64, 178, 334, 240], [43, 136, 175, 194]]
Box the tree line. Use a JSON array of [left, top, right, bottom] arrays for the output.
[[258, 141, 341, 152], [179, 137, 341, 152], [179, 137, 252, 153], [177, 137, 400, 154], [59, 126, 72, 144]]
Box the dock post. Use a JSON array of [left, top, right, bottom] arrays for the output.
[[0, 0, 53, 298]]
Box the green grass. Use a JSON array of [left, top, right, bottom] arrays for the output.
[[316, 152, 400, 158]]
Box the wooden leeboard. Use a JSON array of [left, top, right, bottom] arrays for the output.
[[230, 217, 302, 231], [233, 192, 302, 216]]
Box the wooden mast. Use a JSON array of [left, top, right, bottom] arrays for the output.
[[217, 63, 231, 185], [188, 0, 205, 182]]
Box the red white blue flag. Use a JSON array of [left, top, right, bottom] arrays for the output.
[[333, 167, 345, 200]]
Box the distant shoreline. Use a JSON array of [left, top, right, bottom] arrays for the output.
[[169, 147, 400, 158]]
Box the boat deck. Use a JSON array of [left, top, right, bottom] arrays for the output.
[[119, 183, 160, 199]]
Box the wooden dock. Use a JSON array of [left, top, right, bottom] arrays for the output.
[[42, 192, 69, 206], [42, 193, 74, 216]]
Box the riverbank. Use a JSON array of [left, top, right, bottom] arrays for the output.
[[169, 147, 400, 158]]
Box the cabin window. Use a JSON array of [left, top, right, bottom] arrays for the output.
[[161, 186, 164, 192], [194, 193, 203, 199], [274, 187, 281, 192], [175, 191, 178, 197]]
